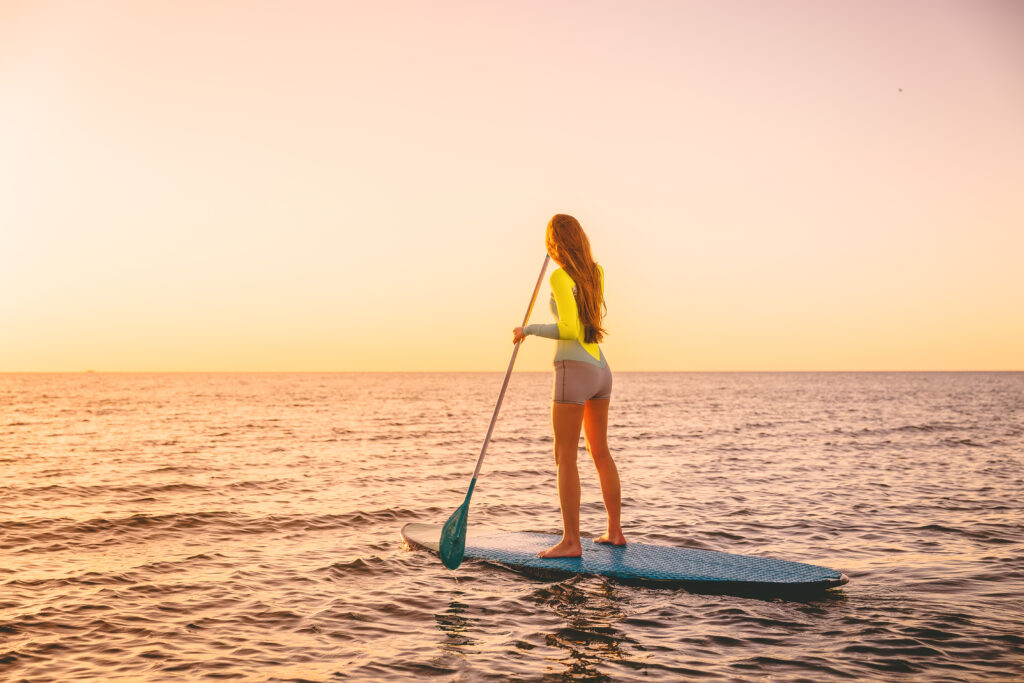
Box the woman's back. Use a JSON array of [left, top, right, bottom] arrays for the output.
[[526, 265, 606, 367]]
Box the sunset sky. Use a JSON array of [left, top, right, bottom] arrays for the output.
[[2, 1, 1022, 372]]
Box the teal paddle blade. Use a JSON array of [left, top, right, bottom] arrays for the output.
[[439, 479, 476, 570]]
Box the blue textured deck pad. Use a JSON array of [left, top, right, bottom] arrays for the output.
[[402, 524, 845, 585], [466, 532, 841, 584]]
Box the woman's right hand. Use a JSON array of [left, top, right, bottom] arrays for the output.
[[512, 327, 526, 344]]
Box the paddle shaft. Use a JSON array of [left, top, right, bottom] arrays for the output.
[[470, 254, 550, 480]]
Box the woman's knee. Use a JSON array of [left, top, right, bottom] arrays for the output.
[[587, 445, 612, 464], [553, 442, 578, 466]]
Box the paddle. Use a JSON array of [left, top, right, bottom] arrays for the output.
[[439, 254, 551, 569]]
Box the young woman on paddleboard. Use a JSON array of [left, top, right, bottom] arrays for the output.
[[512, 214, 626, 558]]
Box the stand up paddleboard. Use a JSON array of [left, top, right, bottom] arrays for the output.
[[401, 523, 848, 592]]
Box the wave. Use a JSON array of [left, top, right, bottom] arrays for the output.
[[1, 507, 443, 553]]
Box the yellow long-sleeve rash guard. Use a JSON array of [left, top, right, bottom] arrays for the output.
[[524, 265, 607, 367]]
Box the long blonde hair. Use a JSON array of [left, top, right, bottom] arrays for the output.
[[546, 214, 606, 344]]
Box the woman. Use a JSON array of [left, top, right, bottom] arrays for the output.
[[513, 214, 626, 558]]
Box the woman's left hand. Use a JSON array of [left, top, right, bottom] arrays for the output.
[[512, 327, 526, 344]]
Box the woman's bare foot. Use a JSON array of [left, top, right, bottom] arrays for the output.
[[594, 531, 627, 546], [537, 538, 582, 558]]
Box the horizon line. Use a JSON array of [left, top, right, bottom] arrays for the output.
[[2, 369, 1022, 375]]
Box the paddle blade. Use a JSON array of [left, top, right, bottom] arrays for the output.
[[439, 504, 468, 569], [439, 479, 476, 570]]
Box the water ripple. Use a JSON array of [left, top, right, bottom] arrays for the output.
[[0, 372, 1021, 681]]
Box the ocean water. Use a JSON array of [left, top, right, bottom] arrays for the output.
[[1, 372, 1022, 681]]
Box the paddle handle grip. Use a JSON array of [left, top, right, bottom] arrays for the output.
[[471, 254, 550, 480]]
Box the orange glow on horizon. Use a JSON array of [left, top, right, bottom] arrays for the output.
[[2, 2, 1022, 372]]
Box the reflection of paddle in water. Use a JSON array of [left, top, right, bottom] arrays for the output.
[[434, 595, 478, 653]]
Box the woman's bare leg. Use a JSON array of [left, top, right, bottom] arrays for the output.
[[537, 402, 586, 558], [583, 398, 626, 545]]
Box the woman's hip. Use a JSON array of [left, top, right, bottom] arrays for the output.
[[552, 359, 612, 405]]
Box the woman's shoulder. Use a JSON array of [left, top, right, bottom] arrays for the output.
[[550, 267, 574, 286], [549, 265, 602, 287]]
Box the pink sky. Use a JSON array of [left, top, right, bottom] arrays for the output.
[[2, 1, 1022, 371]]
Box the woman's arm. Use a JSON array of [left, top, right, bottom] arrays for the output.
[[524, 269, 579, 340]]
